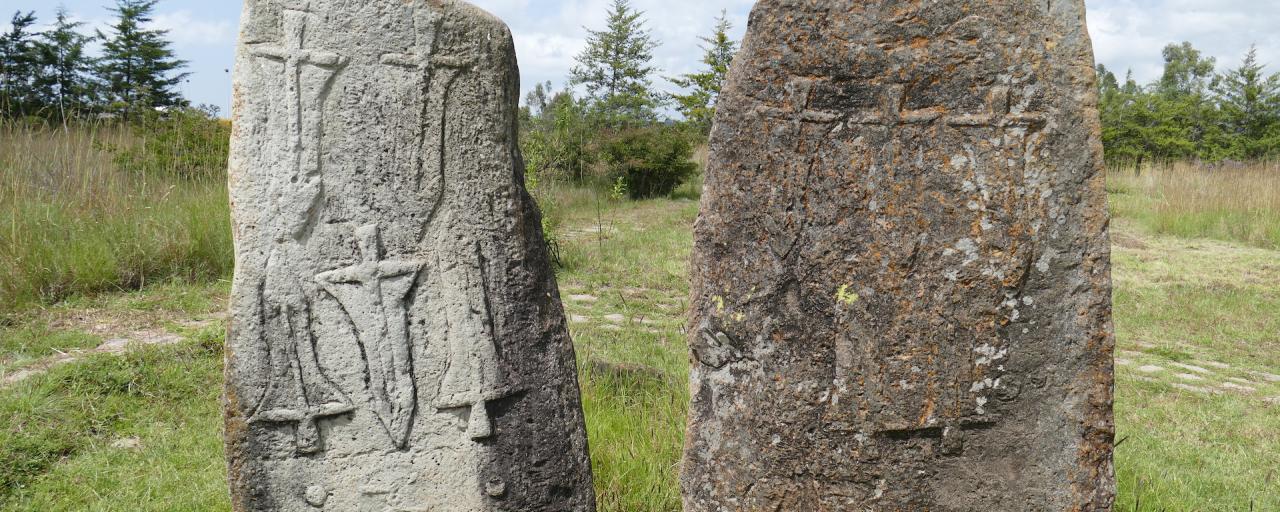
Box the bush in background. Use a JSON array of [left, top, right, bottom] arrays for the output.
[[599, 125, 697, 199], [102, 106, 230, 180]]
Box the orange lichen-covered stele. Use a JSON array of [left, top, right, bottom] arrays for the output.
[[682, 1, 1114, 510]]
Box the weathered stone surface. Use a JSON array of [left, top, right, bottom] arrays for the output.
[[224, 2, 593, 510], [683, 1, 1114, 510]]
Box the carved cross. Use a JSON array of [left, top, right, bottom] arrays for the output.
[[316, 225, 424, 449], [753, 78, 841, 130], [379, 16, 478, 202], [249, 2, 344, 179], [246, 0, 353, 457]]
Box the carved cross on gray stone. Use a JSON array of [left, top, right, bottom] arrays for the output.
[[379, 19, 478, 201], [316, 224, 423, 449], [226, 2, 596, 508], [243, 0, 353, 457], [248, 1, 344, 180], [378, 17, 505, 444]]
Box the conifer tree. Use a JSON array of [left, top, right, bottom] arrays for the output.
[[97, 0, 189, 119], [669, 11, 737, 135], [0, 11, 39, 116], [570, 0, 660, 125], [1216, 45, 1280, 157], [34, 7, 97, 119]]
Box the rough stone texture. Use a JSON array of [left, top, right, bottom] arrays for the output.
[[682, 1, 1115, 510], [224, 2, 593, 510]]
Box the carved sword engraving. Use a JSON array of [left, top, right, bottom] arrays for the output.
[[316, 225, 424, 449], [434, 240, 510, 440], [246, 1, 351, 455], [378, 7, 506, 442]]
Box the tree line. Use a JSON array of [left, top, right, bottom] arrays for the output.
[[534, 1, 1280, 196], [0, 0, 189, 121], [520, 0, 735, 198], [5, 0, 1276, 179], [1098, 42, 1280, 165]]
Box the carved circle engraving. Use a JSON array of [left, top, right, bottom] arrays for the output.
[[304, 485, 328, 507]]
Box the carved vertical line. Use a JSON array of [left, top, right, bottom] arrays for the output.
[[247, 276, 273, 419], [411, 11, 448, 235], [417, 66, 464, 243], [474, 241, 500, 360]]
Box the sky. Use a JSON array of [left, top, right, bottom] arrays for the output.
[[8, 0, 1280, 117]]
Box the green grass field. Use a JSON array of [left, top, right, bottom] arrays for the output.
[[0, 121, 232, 317], [1, 148, 1278, 510]]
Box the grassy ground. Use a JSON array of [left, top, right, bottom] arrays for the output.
[[1109, 224, 1280, 511], [0, 164, 1278, 510], [0, 282, 230, 510], [0, 120, 232, 318], [1111, 161, 1280, 250]]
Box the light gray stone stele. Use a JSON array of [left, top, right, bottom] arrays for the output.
[[223, 1, 594, 511]]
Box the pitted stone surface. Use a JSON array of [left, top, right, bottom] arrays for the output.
[[682, 1, 1115, 510], [224, 2, 593, 510]]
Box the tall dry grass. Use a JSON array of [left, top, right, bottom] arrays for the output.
[[1109, 161, 1280, 249], [0, 119, 232, 316]]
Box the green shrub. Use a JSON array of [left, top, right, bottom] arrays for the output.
[[521, 91, 595, 183], [104, 106, 230, 180], [599, 126, 697, 199]]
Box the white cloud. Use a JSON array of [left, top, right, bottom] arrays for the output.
[[148, 10, 236, 46], [472, 0, 754, 105], [1086, 0, 1280, 84]]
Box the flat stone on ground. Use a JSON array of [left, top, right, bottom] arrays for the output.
[[1173, 383, 1218, 394], [1218, 382, 1256, 393], [1169, 362, 1213, 374], [110, 437, 143, 450]]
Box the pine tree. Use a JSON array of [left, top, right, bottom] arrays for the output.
[[1095, 64, 1119, 98], [33, 7, 97, 119], [1216, 45, 1280, 157], [97, 0, 190, 119], [669, 11, 737, 135], [1152, 42, 1231, 160], [569, 0, 660, 125], [0, 11, 40, 117]]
